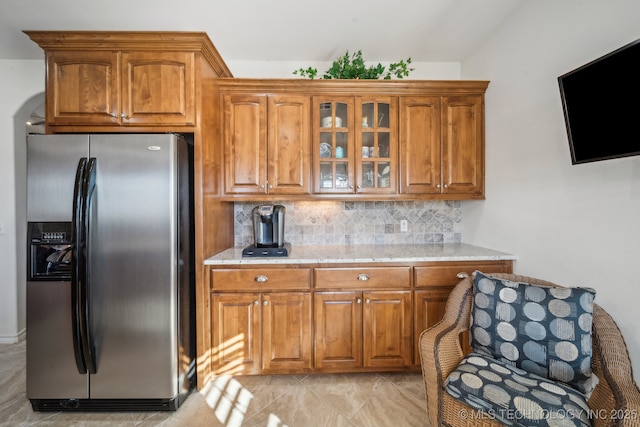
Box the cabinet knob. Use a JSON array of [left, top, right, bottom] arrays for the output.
[[436, 184, 441, 189], [269, 185, 273, 189], [357, 274, 370, 281], [349, 185, 354, 189], [366, 298, 370, 304], [110, 113, 118, 118], [444, 184, 448, 189], [357, 185, 362, 190], [263, 300, 268, 306], [255, 275, 269, 283], [120, 113, 129, 120], [356, 298, 362, 304], [456, 272, 470, 279], [254, 300, 259, 305]]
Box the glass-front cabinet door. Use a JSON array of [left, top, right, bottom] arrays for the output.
[[313, 97, 354, 194], [313, 96, 397, 195], [356, 97, 397, 194]]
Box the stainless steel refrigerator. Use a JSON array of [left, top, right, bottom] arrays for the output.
[[26, 133, 195, 411]]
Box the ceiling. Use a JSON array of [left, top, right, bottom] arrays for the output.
[[2, 0, 522, 67]]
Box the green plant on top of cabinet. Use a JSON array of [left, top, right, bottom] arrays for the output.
[[223, 94, 311, 195]]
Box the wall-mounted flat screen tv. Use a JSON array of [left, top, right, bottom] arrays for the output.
[[558, 38, 640, 164]]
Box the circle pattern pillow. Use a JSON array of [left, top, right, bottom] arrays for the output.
[[445, 352, 593, 427], [471, 272, 596, 395]]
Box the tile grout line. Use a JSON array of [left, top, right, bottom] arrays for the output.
[[300, 378, 363, 425]]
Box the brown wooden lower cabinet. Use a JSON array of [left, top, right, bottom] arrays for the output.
[[211, 292, 312, 375], [262, 293, 312, 373], [313, 290, 412, 372], [414, 288, 453, 361], [362, 290, 412, 369], [211, 293, 260, 374], [209, 260, 512, 375], [314, 291, 363, 370], [412, 260, 514, 365]]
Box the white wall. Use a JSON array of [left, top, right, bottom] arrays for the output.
[[461, 0, 640, 383], [0, 59, 44, 343]]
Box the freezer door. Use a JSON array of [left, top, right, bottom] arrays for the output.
[[27, 134, 89, 222], [27, 280, 89, 399], [87, 134, 180, 399], [27, 134, 90, 399]]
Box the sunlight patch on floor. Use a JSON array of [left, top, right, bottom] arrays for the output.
[[200, 375, 254, 427], [267, 412, 289, 427]]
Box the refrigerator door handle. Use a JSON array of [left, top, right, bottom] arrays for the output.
[[71, 157, 88, 374], [78, 157, 98, 374]]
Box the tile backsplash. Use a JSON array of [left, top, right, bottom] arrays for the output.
[[234, 200, 462, 246]]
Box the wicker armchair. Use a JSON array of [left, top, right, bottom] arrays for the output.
[[419, 273, 640, 427]]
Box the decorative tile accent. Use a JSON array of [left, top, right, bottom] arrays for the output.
[[234, 200, 462, 246]]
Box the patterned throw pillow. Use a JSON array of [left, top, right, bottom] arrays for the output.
[[445, 353, 593, 427], [470, 271, 597, 395]]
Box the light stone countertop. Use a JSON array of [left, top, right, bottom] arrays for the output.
[[204, 243, 516, 265]]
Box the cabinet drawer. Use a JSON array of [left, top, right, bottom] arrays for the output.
[[314, 267, 410, 289], [211, 268, 311, 291], [414, 261, 512, 287]]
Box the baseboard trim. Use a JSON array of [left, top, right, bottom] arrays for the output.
[[0, 329, 26, 344]]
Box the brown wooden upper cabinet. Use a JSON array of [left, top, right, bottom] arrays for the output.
[[24, 31, 233, 130], [222, 93, 311, 195], [399, 95, 485, 197], [42, 50, 196, 127], [314, 96, 397, 195], [217, 79, 488, 200]]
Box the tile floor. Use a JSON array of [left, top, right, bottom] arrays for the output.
[[1, 340, 429, 426]]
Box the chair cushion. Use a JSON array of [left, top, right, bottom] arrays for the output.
[[471, 271, 597, 395], [445, 353, 593, 427]]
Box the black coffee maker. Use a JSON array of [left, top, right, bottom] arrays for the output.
[[242, 205, 291, 257]]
